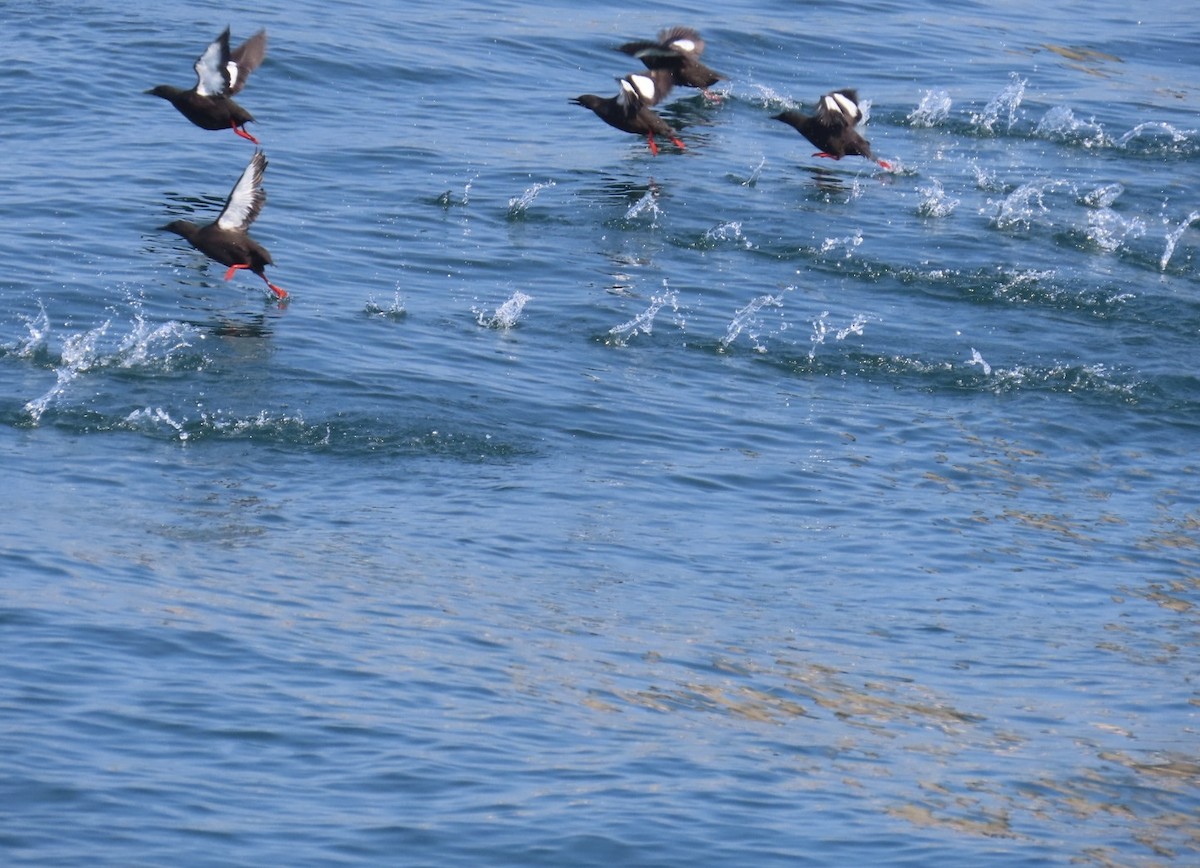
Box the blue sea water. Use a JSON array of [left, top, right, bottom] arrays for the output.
[[2, 0, 1198, 864]]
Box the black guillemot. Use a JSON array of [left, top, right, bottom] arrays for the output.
[[572, 73, 685, 156], [160, 150, 287, 299], [146, 27, 267, 144], [774, 89, 891, 169]]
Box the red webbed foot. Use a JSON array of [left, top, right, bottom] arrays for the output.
[[645, 133, 659, 156], [670, 137, 686, 151], [232, 122, 260, 144]]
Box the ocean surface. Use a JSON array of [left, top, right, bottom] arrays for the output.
[[2, 0, 1198, 864]]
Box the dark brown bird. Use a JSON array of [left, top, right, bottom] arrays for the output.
[[160, 150, 287, 299], [571, 73, 685, 156], [618, 26, 723, 98], [774, 89, 891, 169], [146, 27, 267, 144]]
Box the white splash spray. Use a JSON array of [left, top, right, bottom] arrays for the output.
[[971, 73, 1026, 134], [908, 89, 952, 127], [507, 180, 556, 217], [607, 281, 680, 345], [474, 291, 532, 329], [1160, 211, 1200, 271], [720, 294, 784, 352]]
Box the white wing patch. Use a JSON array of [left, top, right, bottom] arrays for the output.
[[226, 61, 241, 93], [627, 73, 656, 102], [217, 152, 266, 232], [669, 38, 697, 53], [193, 37, 229, 97], [830, 92, 861, 122]]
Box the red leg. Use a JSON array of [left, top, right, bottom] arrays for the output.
[[232, 122, 260, 144], [670, 136, 686, 150], [813, 152, 837, 160], [260, 274, 288, 299], [646, 133, 659, 156], [877, 159, 893, 171], [224, 263, 252, 281]]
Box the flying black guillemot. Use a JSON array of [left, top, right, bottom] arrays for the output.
[[160, 150, 287, 299], [572, 72, 685, 155], [774, 89, 891, 169], [146, 27, 267, 144], [618, 26, 724, 98]]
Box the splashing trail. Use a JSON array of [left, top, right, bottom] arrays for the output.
[[971, 73, 1026, 134], [908, 89, 951, 127], [624, 189, 662, 223], [819, 230, 864, 257], [720, 294, 784, 352], [917, 180, 959, 217], [24, 322, 110, 424], [1035, 106, 1110, 148], [990, 180, 1070, 230], [967, 348, 992, 376], [474, 291, 532, 329], [608, 281, 680, 345], [1160, 211, 1200, 271], [507, 181, 556, 218], [808, 312, 872, 360]]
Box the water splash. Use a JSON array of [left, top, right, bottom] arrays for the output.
[[125, 407, 189, 442], [819, 230, 864, 258], [12, 301, 51, 359], [970, 73, 1026, 134], [989, 180, 1070, 230], [1160, 211, 1200, 271], [1034, 106, 1111, 148], [908, 89, 951, 127], [24, 321, 110, 424], [624, 189, 662, 223], [364, 287, 407, 320], [474, 291, 532, 329], [720, 294, 784, 352], [1086, 208, 1146, 252], [967, 348, 992, 376], [1117, 121, 1196, 148], [734, 156, 767, 188], [507, 180, 555, 218], [808, 312, 872, 361], [968, 159, 1003, 192], [703, 221, 751, 248], [607, 281, 680, 345], [1080, 183, 1124, 209], [916, 180, 960, 217]]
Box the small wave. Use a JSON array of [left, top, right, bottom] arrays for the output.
[[474, 291, 532, 329], [908, 89, 952, 128], [970, 73, 1026, 134]]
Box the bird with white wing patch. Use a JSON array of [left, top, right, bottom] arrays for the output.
[[160, 150, 287, 299]]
